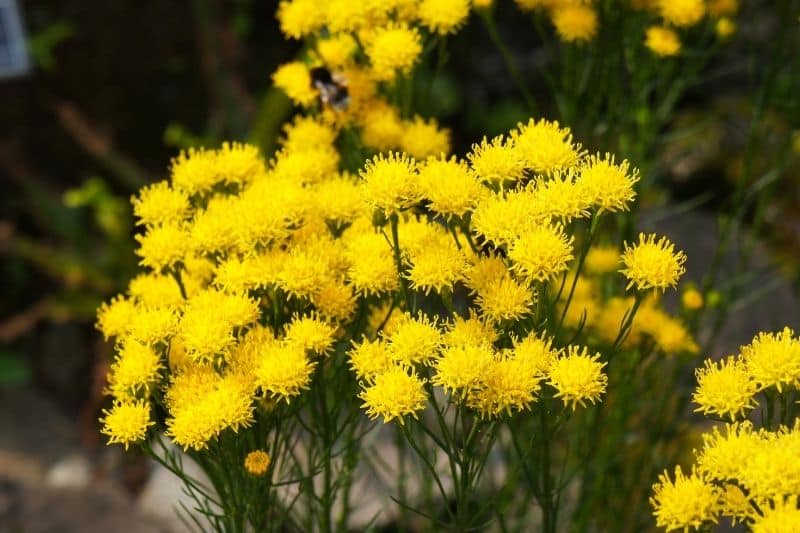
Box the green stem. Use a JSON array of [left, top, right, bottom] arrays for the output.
[[389, 213, 414, 313]]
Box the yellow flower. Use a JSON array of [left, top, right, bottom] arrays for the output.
[[170, 147, 219, 195], [718, 483, 758, 525], [131, 181, 190, 227], [107, 338, 163, 398], [277, 0, 324, 39], [584, 245, 620, 275], [406, 243, 468, 296], [349, 338, 394, 380], [359, 152, 420, 214], [344, 230, 400, 295], [657, 0, 706, 27], [433, 344, 495, 395], [650, 466, 720, 531], [753, 497, 800, 533], [551, 4, 597, 43], [166, 370, 256, 451], [468, 135, 526, 185], [443, 313, 498, 348], [134, 222, 189, 271], [214, 142, 266, 186], [474, 276, 534, 323], [255, 342, 317, 402], [365, 23, 422, 81], [465, 254, 510, 294], [316, 33, 358, 69], [325, 0, 375, 33], [244, 450, 271, 476], [468, 351, 542, 417], [682, 286, 704, 310], [311, 281, 358, 323], [511, 118, 582, 175], [578, 153, 639, 213], [400, 116, 451, 159], [512, 334, 558, 377], [620, 233, 687, 292], [128, 306, 179, 346], [358, 100, 403, 151], [508, 224, 574, 282], [530, 171, 592, 223], [272, 61, 318, 106], [101, 400, 154, 450], [417, 156, 486, 219], [644, 25, 682, 57], [471, 188, 540, 245], [418, 0, 471, 35], [282, 116, 338, 153], [693, 356, 758, 421], [129, 273, 184, 308], [360, 365, 428, 425], [97, 295, 137, 339], [514, 0, 552, 12], [547, 345, 607, 409], [695, 422, 760, 482], [284, 313, 337, 356], [386, 313, 442, 366], [740, 327, 800, 392], [738, 427, 800, 500], [715, 18, 736, 39]]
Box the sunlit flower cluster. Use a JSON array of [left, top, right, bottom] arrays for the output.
[[652, 326, 800, 531]]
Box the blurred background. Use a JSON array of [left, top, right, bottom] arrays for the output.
[[0, 0, 798, 531]]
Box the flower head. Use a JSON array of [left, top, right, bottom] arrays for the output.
[[360, 365, 427, 425], [386, 313, 442, 366], [418, 156, 486, 219], [753, 497, 800, 533], [244, 450, 271, 476], [468, 351, 542, 417], [135, 222, 189, 271], [349, 338, 394, 380], [474, 276, 534, 323], [468, 135, 526, 184], [508, 224, 574, 282], [740, 327, 800, 392], [433, 344, 495, 395], [693, 356, 758, 421], [578, 153, 639, 213], [650, 466, 720, 531], [107, 338, 164, 398], [277, 0, 324, 39], [418, 0, 471, 35], [359, 152, 420, 214], [255, 342, 317, 403], [551, 4, 597, 43], [400, 117, 451, 159], [284, 313, 337, 356], [644, 26, 682, 57], [620, 233, 686, 292], [511, 118, 582, 174], [365, 23, 422, 81], [547, 346, 607, 409], [657, 0, 706, 27], [132, 181, 190, 227], [101, 400, 154, 450], [272, 61, 317, 106]]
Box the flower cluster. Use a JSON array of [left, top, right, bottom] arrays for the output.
[[512, 0, 738, 54], [651, 327, 800, 531]]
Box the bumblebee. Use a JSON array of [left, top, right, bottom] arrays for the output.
[[310, 66, 349, 111]]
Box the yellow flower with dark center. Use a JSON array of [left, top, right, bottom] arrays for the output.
[[740, 327, 800, 392], [272, 61, 317, 106], [547, 345, 607, 409], [578, 153, 639, 213], [101, 400, 154, 450], [400, 116, 451, 159], [508, 224, 574, 282], [620, 233, 686, 292], [468, 135, 526, 185], [132, 181, 190, 227], [364, 23, 422, 81], [359, 152, 420, 214], [419, 0, 471, 35], [511, 118, 582, 174], [417, 156, 486, 219], [244, 450, 271, 476], [360, 365, 427, 425], [650, 466, 720, 531], [657, 0, 706, 27], [644, 26, 682, 57], [693, 356, 758, 421], [551, 4, 598, 43]]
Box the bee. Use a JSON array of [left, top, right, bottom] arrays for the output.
[[310, 66, 349, 111]]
